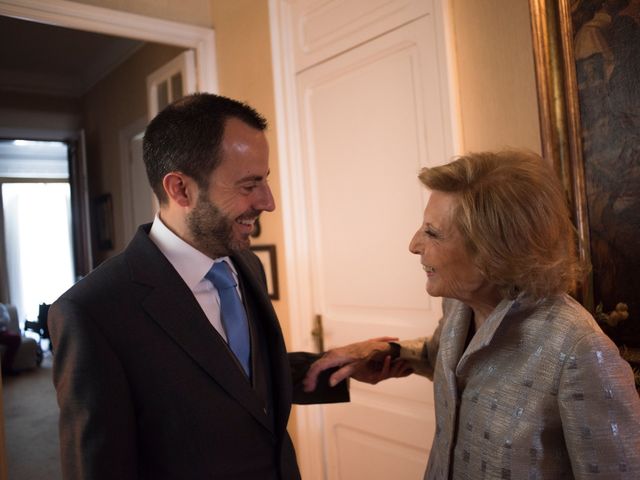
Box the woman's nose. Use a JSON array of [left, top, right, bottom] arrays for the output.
[[409, 230, 422, 255]]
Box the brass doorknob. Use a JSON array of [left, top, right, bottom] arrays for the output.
[[311, 314, 324, 353]]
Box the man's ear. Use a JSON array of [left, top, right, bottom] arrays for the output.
[[162, 172, 198, 208]]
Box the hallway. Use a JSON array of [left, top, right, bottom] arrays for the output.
[[3, 353, 61, 479]]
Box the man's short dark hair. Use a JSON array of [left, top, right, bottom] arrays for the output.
[[143, 93, 267, 204]]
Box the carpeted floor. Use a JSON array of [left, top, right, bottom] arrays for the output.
[[2, 352, 62, 479]]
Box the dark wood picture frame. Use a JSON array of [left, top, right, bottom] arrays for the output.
[[250, 244, 280, 300], [529, 0, 640, 385], [93, 193, 114, 251]]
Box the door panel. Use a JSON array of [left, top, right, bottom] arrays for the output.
[[297, 15, 446, 478], [146, 50, 196, 119], [119, 118, 153, 244], [290, 0, 429, 72]]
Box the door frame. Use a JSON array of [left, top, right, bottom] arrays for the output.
[[268, 3, 325, 477], [268, 0, 462, 478], [0, 0, 218, 93], [118, 116, 147, 244]]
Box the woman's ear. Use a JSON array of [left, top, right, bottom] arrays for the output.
[[162, 172, 198, 208]]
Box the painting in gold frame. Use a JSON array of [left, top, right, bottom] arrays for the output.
[[529, 0, 640, 382]]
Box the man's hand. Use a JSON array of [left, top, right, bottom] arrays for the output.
[[303, 337, 413, 392]]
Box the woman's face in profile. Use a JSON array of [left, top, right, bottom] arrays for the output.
[[409, 191, 488, 303]]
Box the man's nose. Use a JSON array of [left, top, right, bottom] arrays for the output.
[[256, 184, 276, 212]]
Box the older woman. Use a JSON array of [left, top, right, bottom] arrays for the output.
[[304, 150, 640, 479]]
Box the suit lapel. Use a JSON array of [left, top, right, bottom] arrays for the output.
[[435, 300, 472, 442], [438, 301, 472, 375], [456, 297, 517, 375], [125, 226, 273, 433], [232, 251, 292, 436]]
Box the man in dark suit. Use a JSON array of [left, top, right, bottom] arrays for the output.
[[50, 93, 348, 480]]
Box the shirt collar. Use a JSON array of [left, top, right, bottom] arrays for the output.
[[148, 214, 237, 289]]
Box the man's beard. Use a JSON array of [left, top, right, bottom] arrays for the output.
[[186, 191, 252, 259]]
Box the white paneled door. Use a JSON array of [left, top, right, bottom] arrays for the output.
[[288, 9, 456, 479]]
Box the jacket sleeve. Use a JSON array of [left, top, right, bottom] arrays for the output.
[[558, 330, 640, 478], [288, 351, 350, 405], [396, 299, 450, 380], [50, 298, 138, 480], [395, 337, 433, 378]]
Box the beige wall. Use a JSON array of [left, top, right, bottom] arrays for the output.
[[0, 91, 80, 115], [71, 0, 213, 28], [0, 91, 81, 135], [81, 43, 186, 265], [451, 0, 542, 154]]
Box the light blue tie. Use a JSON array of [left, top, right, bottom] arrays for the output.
[[206, 261, 251, 378]]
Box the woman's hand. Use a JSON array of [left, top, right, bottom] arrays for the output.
[[303, 337, 413, 392]]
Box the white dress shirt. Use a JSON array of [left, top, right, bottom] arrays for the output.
[[148, 214, 241, 342]]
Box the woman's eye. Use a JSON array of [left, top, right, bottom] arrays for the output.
[[425, 229, 438, 239]]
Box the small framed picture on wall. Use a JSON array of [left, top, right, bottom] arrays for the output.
[[93, 193, 114, 251], [250, 245, 279, 300]]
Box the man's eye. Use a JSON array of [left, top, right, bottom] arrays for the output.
[[241, 183, 258, 193]]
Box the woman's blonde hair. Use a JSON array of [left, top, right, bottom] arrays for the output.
[[419, 150, 586, 300]]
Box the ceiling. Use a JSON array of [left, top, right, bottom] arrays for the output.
[[0, 15, 144, 98]]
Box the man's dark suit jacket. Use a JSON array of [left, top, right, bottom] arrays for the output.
[[50, 225, 347, 480]]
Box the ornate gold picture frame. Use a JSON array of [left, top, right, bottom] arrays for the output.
[[529, 0, 640, 385]]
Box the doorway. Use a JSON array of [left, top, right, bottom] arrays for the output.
[[0, 139, 74, 326]]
